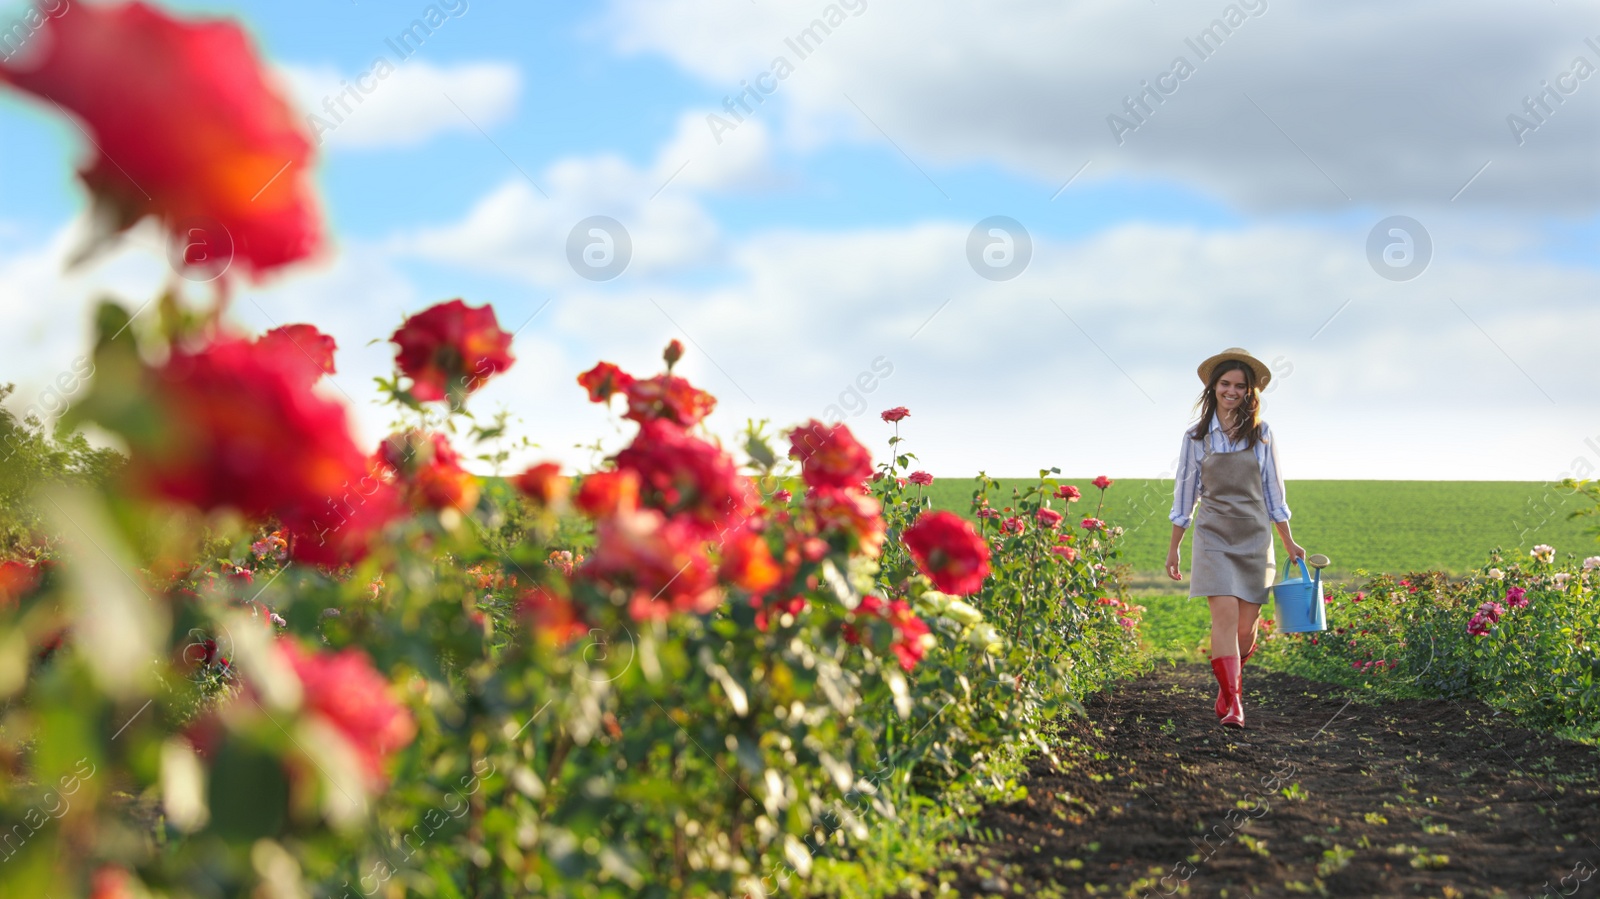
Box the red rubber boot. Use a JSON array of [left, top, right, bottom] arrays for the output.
[[1221, 655, 1244, 728], [1211, 656, 1244, 727], [1210, 656, 1235, 720]]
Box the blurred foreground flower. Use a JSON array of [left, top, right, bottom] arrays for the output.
[[278, 639, 415, 790], [902, 510, 989, 596], [0, 1, 322, 279], [512, 462, 569, 510], [614, 419, 753, 539], [254, 324, 335, 387], [584, 509, 720, 621], [844, 595, 933, 672], [379, 430, 479, 514], [122, 337, 394, 563], [788, 420, 873, 489], [391, 299, 514, 403], [0, 559, 42, 606]]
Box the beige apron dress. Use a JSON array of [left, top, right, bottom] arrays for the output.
[[1187, 444, 1275, 605]]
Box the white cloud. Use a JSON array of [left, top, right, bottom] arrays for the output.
[[6, 121, 1598, 487], [651, 109, 778, 192], [388, 110, 775, 285], [604, 0, 1600, 212], [506, 215, 1600, 482], [277, 60, 520, 150]]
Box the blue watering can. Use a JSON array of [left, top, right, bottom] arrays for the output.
[[1272, 553, 1328, 633]]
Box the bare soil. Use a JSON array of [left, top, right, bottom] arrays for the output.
[[928, 664, 1600, 898]]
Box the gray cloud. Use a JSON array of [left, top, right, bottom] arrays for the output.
[[607, 0, 1600, 211]]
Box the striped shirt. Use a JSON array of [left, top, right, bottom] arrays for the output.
[[1169, 412, 1291, 528]]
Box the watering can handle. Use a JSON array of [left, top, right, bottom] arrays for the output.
[[1283, 556, 1310, 583]]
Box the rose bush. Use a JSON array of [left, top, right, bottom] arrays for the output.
[[0, 5, 1147, 896], [1259, 542, 1600, 736], [0, 310, 1148, 897]]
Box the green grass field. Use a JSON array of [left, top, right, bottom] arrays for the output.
[[918, 478, 1600, 586], [1133, 594, 1212, 662]]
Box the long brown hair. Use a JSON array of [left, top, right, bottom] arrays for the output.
[[1187, 360, 1264, 448]]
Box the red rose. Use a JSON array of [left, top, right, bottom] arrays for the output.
[[89, 866, 138, 899], [843, 595, 932, 671], [1052, 544, 1079, 562], [574, 469, 641, 519], [254, 324, 335, 387], [378, 431, 479, 512], [901, 510, 990, 596], [285, 479, 403, 567], [1001, 516, 1026, 535], [663, 339, 684, 368], [1081, 517, 1106, 531], [1093, 475, 1114, 490], [614, 420, 754, 539], [519, 584, 588, 646], [1036, 507, 1063, 528], [880, 407, 910, 423], [277, 639, 415, 788], [908, 471, 934, 486], [390, 299, 514, 403], [122, 337, 389, 562], [805, 486, 886, 558], [512, 462, 569, 509], [1056, 485, 1081, 502], [584, 509, 720, 620], [578, 361, 635, 402], [0, 2, 322, 279], [772, 489, 793, 504], [788, 420, 873, 489], [0, 560, 41, 608], [622, 373, 717, 427], [718, 525, 783, 594]]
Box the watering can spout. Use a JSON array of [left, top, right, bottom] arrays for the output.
[[1308, 552, 1329, 594]]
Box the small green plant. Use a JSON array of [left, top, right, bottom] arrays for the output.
[[1282, 782, 1308, 800], [1238, 834, 1271, 858], [1316, 844, 1355, 876]]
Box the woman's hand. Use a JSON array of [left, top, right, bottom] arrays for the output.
[[1165, 548, 1182, 581], [1284, 539, 1306, 563]]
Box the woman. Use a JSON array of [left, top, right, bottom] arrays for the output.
[[1165, 347, 1304, 729]]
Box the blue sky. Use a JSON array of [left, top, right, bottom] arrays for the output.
[[3, 0, 1599, 488]]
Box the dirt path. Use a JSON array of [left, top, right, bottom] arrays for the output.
[[929, 664, 1600, 898]]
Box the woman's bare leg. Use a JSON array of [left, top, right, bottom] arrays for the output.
[[1237, 599, 1261, 659], [1207, 595, 1240, 657]]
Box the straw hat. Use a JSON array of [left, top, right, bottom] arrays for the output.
[[1197, 347, 1272, 389]]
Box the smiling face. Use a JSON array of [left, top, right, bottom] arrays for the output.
[[1213, 367, 1250, 419]]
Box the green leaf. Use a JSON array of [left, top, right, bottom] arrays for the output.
[[207, 737, 289, 841]]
